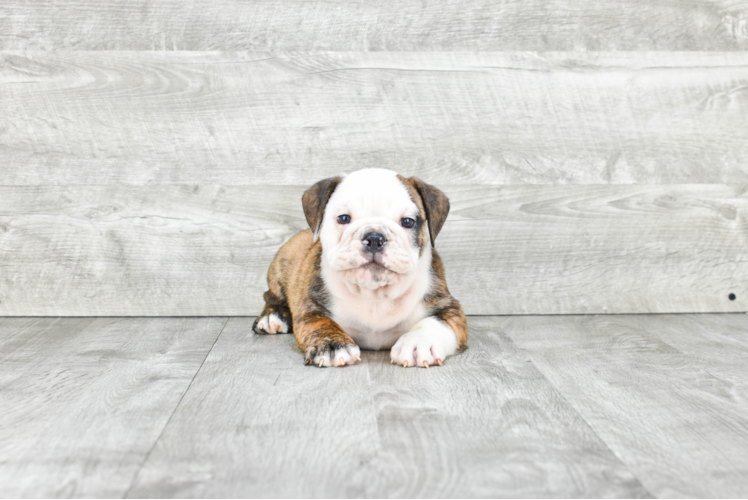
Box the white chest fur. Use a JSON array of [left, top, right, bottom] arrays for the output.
[[322, 250, 433, 350]]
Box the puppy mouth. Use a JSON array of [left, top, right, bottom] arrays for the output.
[[361, 261, 386, 270], [359, 257, 397, 273]]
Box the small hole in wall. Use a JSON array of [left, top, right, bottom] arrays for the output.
[[728, 293, 736, 301]]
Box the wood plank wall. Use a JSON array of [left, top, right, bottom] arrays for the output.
[[1, 1, 747, 315]]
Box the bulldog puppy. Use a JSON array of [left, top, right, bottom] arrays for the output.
[[252, 168, 468, 368]]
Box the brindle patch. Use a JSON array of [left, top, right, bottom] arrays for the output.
[[254, 228, 360, 365], [302, 176, 342, 239], [422, 250, 469, 351], [262, 289, 285, 307], [396, 175, 429, 254], [411, 215, 426, 255], [298, 314, 357, 365], [307, 255, 332, 316], [413, 179, 450, 247], [397, 174, 450, 249]]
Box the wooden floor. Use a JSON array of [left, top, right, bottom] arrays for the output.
[[2, 315, 748, 498]]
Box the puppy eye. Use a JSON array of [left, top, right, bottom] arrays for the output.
[[337, 214, 351, 224], [400, 217, 415, 228]]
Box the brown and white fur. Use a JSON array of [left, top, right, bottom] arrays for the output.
[[252, 168, 468, 368]]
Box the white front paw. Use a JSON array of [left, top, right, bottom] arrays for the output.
[[390, 317, 458, 368], [312, 344, 361, 368]]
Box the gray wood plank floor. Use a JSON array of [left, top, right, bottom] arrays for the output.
[[0, 317, 226, 498], [503, 314, 748, 498], [2, 314, 748, 497]]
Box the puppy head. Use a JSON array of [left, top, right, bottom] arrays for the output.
[[302, 168, 449, 291]]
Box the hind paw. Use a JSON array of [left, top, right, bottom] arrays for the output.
[[253, 312, 290, 335]]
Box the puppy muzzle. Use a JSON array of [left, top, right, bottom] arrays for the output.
[[326, 219, 416, 277]]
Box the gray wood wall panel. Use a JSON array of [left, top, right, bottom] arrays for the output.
[[1, 0, 746, 51], [0, 316, 226, 498], [126, 317, 649, 498], [2, 51, 748, 186], [1, 184, 745, 316]]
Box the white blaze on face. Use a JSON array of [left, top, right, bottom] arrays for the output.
[[318, 168, 422, 293]]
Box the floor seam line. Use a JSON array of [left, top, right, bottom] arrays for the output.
[[498, 326, 658, 498], [121, 316, 230, 499], [521, 351, 657, 498]]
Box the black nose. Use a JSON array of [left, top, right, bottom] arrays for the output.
[[362, 232, 386, 252]]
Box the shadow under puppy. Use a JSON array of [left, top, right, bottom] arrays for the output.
[[253, 168, 468, 368]]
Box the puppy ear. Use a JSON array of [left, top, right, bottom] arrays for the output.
[[302, 176, 343, 241], [408, 177, 450, 248]]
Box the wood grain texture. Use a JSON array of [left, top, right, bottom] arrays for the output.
[[1, 0, 747, 51], [1, 184, 745, 316], [5, 315, 748, 497], [501, 314, 748, 498], [2, 51, 748, 185], [0, 316, 226, 498], [126, 317, 650, 498]]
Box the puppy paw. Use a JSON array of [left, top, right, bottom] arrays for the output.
[[253, 312, 290, 335], [305, 340, 361, 368], [390, 317, 458, 368]]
